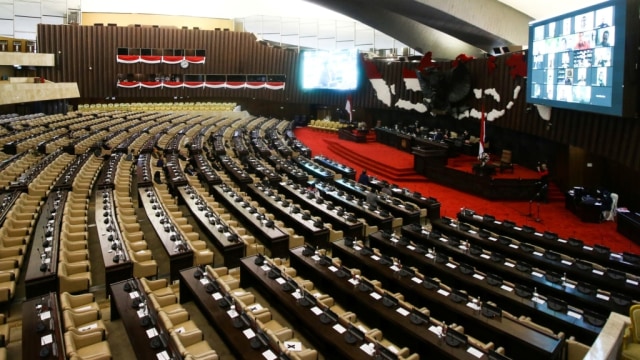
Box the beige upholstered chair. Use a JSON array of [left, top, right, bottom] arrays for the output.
[[62, 309, 108, 336], [622, 304, 640, 360], [58, 262, 91, 294], [64, 329, 112, 360], [171, 330, 219, 359], [60, 292, 100, 313]]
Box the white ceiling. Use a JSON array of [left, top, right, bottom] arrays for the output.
[[497, 0, 607, 20]]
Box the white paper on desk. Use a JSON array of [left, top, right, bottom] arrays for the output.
[[391, 238, 398, 243], [262, 349, 278, 360], [310, 306, 323, 315], [370, 292, 382, 300], [561, 260, 573, 266], [565, 283, 576, 289], [212, 292, 223, 300], [466, 302, 481, 311], [568, 310, 583, 319], [243, 328, 256, 338], [311, 255, 321, 262], [468, 230, 477, 234], [504, 262, 515, 268], [473, 274, 485, 280], [489, 237, 497, 242], [421, 230, 429, 235], [558, 239, 568, 243], [495, 221, 502, 224], [248, 303, 263, 312], [480, 254, 490, 259], [292, 290, 303, 299], [532, 297, 546, 305], [534, 232, 543, 236], [437, 289, 450, 297], [41, 334, 53, 345], [426, 253, 435, 259], [407, 245, 416, 250], [533, 251, 543, 256], [500, 285, 513, 292], [513, 226, 522, 231], [627, 279, 639, 286], [199, 278, 209, 285], [467, 346, 484, 358], [275, 277, 286, 284], [439, 237, 448, 242], [44, 247, 51, 253], [146, 328, 158, 338], [584, 246, 593, 251], [40, 311, 51, 321], [284, 341, 302, 351], [360, 343, 376, 356], [446, 263, 457, 269], [348, 278, 359, 286], [429, 325, 443, 336], [227, 309, 239, 318], [396, 307, 410, 316], [44, 258, 51, 264], [333, 323, 346, 334], [156, 350, 170, 360], [261, 265, 271, 272], [592, 269, 604, 276], [354, 245, 362, 251], [371, 255, 380, 261], [390, 265, 400, 271], [532, 271, 544, 277], [509, 244, 519, 249], [137, 309, 146, 318], [596, 293, 610, 301], [328, 265, 338, 272], [412, 276, 422, 284]]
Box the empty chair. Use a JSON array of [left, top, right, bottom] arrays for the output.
[[171, 329, 219, 359], [63, 309, 108, 335], [158, 308, 200, 334], [622, 304, 640, 360], [128, 250, 158, 279], [60, 292, 100, 314], [64, 329, 112, 360], [58, 262, 91, 294]]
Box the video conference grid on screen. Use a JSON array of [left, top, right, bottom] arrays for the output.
[[529, 6, 614, 107]]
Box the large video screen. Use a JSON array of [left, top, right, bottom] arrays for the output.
[[300, 49, 360, 91], [526, 0, 629, 116]]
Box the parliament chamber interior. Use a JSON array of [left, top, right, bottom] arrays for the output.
[[1, 1, 640, 359]]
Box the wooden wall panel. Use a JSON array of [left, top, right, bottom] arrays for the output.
[[37, 24, 640, 176]]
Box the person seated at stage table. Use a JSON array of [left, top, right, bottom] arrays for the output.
[[358, 169, 370, 186], [462, 130, 471, 144], [433, 129, 444, 141]]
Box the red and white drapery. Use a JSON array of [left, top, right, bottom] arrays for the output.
[[117, 80, 285, 90], [116, 55, 206, 64]]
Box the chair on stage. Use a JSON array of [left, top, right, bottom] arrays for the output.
[[622, 304, 640, 360], [494, 149, 514, 173]]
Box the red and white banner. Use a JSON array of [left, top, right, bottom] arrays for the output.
[[345, 95, 353, 122], [363, 58, 391, 106], [117, 80, 285, 90], [116, 55, 206, 64], [402, 67, 421, 92]]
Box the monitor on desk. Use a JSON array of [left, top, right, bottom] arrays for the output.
[[445, 327, 468, 348], [547, 296, 568, 312], [481, 302, 502, 319], [449, 289, 468, 303], [422, 276, 440, 290], [409, 308, 430, 325], [344, 324, 365, 344], [375, 346, 400, 360], [382, 293, 400, 308]]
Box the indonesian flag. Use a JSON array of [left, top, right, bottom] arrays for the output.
[[345, 95, 353, 122], [479, 102, 486, 158], [402, 68, 421, 92]]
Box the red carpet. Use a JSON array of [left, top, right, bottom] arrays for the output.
[[295, 127, 640, 255]]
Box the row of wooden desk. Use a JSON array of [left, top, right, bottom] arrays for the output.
[[431, 219, 640, 302], [457, 210, 640, 274], [212, 183, 290, 258], [243, 251, 508, 360]]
